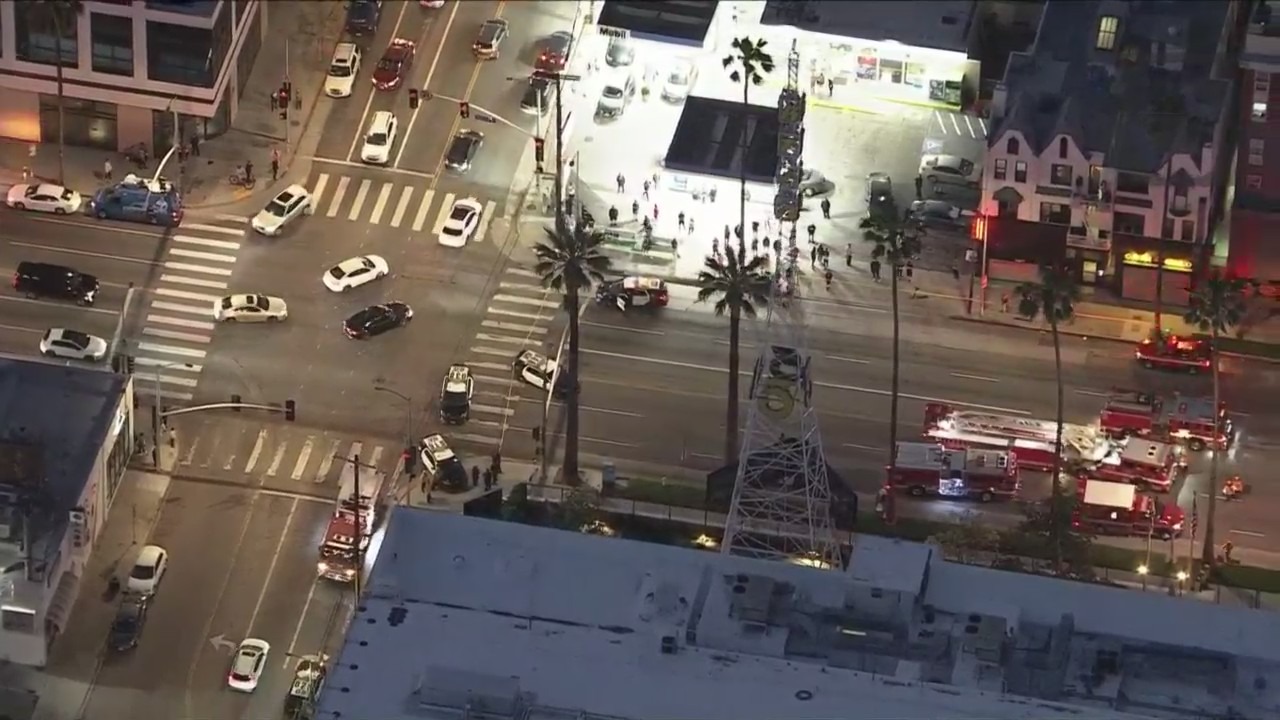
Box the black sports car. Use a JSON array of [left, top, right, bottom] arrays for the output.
[[343, 302, 413, 339]]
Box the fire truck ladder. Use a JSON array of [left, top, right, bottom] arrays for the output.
[[949, 412, 1059, 442]]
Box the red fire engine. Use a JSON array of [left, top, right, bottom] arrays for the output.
[[922, 403, 1115, 472], [1073, 479, 1184, 539], [888, 442, 1020, 502], [317, 464, 385, 583], [1086, 438, 1184, 492], [1135, 332, 1211, 373], [1097, 388, 1232, 451]]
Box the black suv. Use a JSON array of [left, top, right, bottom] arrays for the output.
[[444, 130, 484, 173], [14, 261, 99, 305], [109, 595, 148, 652]]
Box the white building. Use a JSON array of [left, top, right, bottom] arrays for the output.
[[980, 0, 1239, 301], [0, 0, 263, 153]]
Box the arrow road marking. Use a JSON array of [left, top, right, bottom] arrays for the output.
[[208, 634, 236, 652]]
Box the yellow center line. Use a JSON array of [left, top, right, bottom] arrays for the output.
[[429, 0, 508, 182]]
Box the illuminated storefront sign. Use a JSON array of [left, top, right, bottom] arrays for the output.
[[1122, 251, 1192, 272]]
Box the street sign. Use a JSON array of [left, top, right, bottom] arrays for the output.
[[598, 25, 629, 38], [474, 112, 498, 124]]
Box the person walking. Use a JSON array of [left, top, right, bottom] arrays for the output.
[[905, 260, 914, 281], [723, 225, 731, 244], [751, 237, 760, 254], [677, 210, 686, 231], [824, 268, 834, 289], [845, 243, 853, 267], [1001, 293, 1011, 313], [708, 186, 717, 203], [471, 465, 480, 488], [608, 205, 619, 225], [670, 237, 678, 256], [807, 223, 817, 243], [103, 158, 114, 181], [631, 199, 640, 219], [870, 258, 882, 282], [642, 179, 651, 201], [270, 148, 280, 181], [190, 133, 201, 157], [827, 77, 835, 97], [809, 245, 818, 267], [751, 220, 760, 240], [821, 197, 832, 219], [244, 160, 255, 183], [687, 217, 695, 234], [652, 203, 659, 222], [616, 173, 626, 193], [914, 174, 924, 200], [482, 468, 493, 491]]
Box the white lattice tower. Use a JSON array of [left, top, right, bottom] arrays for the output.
[[721, 40, 842, 568]]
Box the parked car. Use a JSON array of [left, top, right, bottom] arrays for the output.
[[919, 154, 980, 187]]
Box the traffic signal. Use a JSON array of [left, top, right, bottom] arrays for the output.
[[534, 137, 545, 164], [459, 101, 470, 119], [408, 89, 419, 109], [284, 399, 296, 422]]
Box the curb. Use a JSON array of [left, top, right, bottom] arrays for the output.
[[948, 314, 1134, 345]]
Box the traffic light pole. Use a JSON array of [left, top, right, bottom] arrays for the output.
[[423, 92, 538, 139]]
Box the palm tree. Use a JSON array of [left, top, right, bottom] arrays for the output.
[[722, 37, 775, 256], [1014, 261, 1080, 572], [1184, 271, 1250, 573], [533, 224, 613, 484], [29, 0, 84, 185], [859, 207, 921, 509], [695, 245, 773, 463]]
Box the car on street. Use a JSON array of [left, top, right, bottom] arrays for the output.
[[595, 276, 669, 311], [126, 544, 168, 596], [1135, 332, 1212, 372], [865, 172, 894, 216], [345, 0, 381, 35], [800, 168, 834, 197], [443, 129, 482, 173], [605, 36, 634, 67], [227, 638, 270, 692], [596, 71, 636, 119], [90, 175, 183, 226], [472, 18, 508, 59], [919, 154, 980, 187], [13, 261, 99, 306], [39, 328, 107, 362], [360, 111, 398, 165], [513, 349, 573, 397], [419, 434, 469, 491], [536, 31, 573, 73], [440, 364, 474, 424], [662, 60, 697, 102], [908, 199, 967, 229], [343, 302, 413, 339], [108, 595, 149, 652], [420, 0, 445, 6], [285, 654, 328, 718], [373, 38, 415, 90], [251, 184, 313, 235], [6, 183, 82, 214], [214, 294, 288, 323], [324, 254, 389, 292], [325, 43, 361, 98], [520, 75, 551, 115], [438, 196, 483, 247]]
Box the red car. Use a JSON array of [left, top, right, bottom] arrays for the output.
[[373, 38, 416, 90], [536, 31, 573, 73]]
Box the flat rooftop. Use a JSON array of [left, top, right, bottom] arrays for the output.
[[664, 97, 779, 184], [316, 511, 1280, 720], [756, 0, 976, 54], [597, 0, 718, 46]]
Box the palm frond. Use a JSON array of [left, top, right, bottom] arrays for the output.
[[695, 246, 772, 318], [1184, 272, 1251, 336], [534, 224, 613, 297]]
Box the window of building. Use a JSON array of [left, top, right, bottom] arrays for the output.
[[14, 2, 79, 67], [1115, 172, 1149, 194], [1247, 174, 1263, 190], [1014, 161, 1027, 183], [1058, 137, 1069, 159], [1255, 72, 1270, 94], [91, 12, 134, 76], [993, 158, 1007, 181], [235, 1, 262, 101], [1255, 101, 1268, 121], [1005, 137, 1020, 155], [1096, 16, 1119, 51], [147, 16, 225, 87], [1039, 202, 1070, 224], [146, 0, 218, 17], [1114, 212, 1145, 235], [1050, 163, 1072, 186], [1254, 72, 1270, 121], [1249, 138, 1265, 166], [1162, 216, 1174, 239], [1180, 219, 1195, 242]]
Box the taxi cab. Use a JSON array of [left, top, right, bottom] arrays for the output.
[[595, 276, 669, 311]]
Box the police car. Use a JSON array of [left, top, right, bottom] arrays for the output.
[[284, 653, 327, 719], [513, 349, 573, 397], [439, 364, 474, 424], [419, 434, 469, 490], [595, 276, 669, 311]]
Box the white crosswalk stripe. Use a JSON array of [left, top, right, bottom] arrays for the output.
[[173, 234, 242, 250], [301, 172, 505, 237], [164, 261, 234, 276], [413, 189, 434, 232], [432, 192, 456, 235], [390, 186, 413, 228]]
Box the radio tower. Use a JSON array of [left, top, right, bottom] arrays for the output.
[[721, 40, 843, 569]]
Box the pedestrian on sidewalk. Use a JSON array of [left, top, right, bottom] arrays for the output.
[[845, 243, 853, 267], [712, 237, 719, 257], [483, 468, 493, 491], [269, 91, 277, 111], [809, 245, 818, 267], [773, 238, 782, 256], [670, 237, 678, 256], [914, 174, 923, 200], [642, 179, 651, 201], [827, 77, 835, 97], [951, 264, 961, 281], [807, 223, 817, 243], [652, 203, 659, 222], [608, 205, 619, 225], [471, 465, 480, 488], [244, 160, 255, 183], [270, 147, 281, 180], [677, 210, 686, 230], [824, 268, 834, 289], [751, 220, 760, 240], [652, 171, 660, 189], [905, 260, 914, 281], [491, 450, 502, 477], [177, 141, 189, 164], [821, 197, 832, 219], [687, 217, 695, 234], [870, 259, 882, 281], [708, 186, 717, 203], [616, 173, 626, 193], [723, 225, 730, 244], [751, 237, 759, 254], [1001, 293, 1011, 313], [632, 199, 640, 219], [190, 134, 201, 157], [103, 158, 113, 181], [821, 252, 830, 271]]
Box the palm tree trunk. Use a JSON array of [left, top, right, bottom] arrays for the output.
[[53, 17, 67, 185], [1049, 319, 1065, 573], [1200, 330, 1221, 573], [725, 301, 741, 463], [738, 81, 748, 258], [887, 261, 901, 477], [564, 284, 581, 484]]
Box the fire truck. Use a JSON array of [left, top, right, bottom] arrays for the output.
[[922, 403, 1115, 472], [1135, 332, 1211, 373], [1097, 388, 1232, 451], [317, 464, 386, 583], [888, 442, 1020, 502], [1087, 438, 1184, 492], [1072, 479, 1184, 539]]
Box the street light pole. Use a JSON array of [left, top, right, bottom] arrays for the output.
[[151, 361, 193, 465], [373, 385, 415, 450]]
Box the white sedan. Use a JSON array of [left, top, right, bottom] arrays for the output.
[[227, 638, 270, 692], [39, 328, 107, 361], [251, 184, 313, 236], [6, 183, 83, 214], [438, 197, 483, 247], [213, 294, 288, 322], [323, 255, 389, 292]]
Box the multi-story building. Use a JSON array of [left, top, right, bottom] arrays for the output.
[[1229, 0, 1280, 284], [0, 0, 263, 153], [979, 0, 1240, 303]]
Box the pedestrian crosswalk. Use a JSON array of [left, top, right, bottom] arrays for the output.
[[135, 220, 246, 402], [307, 172, 498, 238]]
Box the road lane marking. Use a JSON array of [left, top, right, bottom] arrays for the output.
[[475, 200, 496, 242], [542, 401, 643, 418], [167, 247, 238, 263], [368, 183, 393, 225], [394, 0, 460, 167], [265, 441, 288, 477], [487, 306, 547, 321], [157, 388, 193, 401], [1230, 529, 1265, 538], [1075, 389, 1110, 397], [143, 327, 211, 344], [579, 348, 1031, 415], [412, 189, 434, 232], [950, 372, 1000, 383], [505, 267, 540, 278], [432, 193, 456, 235], [147, 314, 215, 330], [311, 173, 330, 207], [9, 241, 158, 266], [155, 373, 199, 387], [0, 323, 43, 334], [491, 293, 558, 308], [284, 580, 320, 667], [315, 439, 341, 483], [292, 437, 315, 481], [482, 319, 546, 334], [497, 279, 544, 292], [472, 346, 516, 357], [451, 432, 504, 445], [348, 179, 372, 221], [134, 357, 201, 372], [346, 442, 364, 471], [326, 176, 351, 218], [475, 333, 539, 346], [580, 436, 636, 448], [472, 374, 514, 386], [389, 186, 414, 228], [180, 222, 245, 237], [0, 295, 117, 315], [827, 355, 869, 365], [581, 321, 662, 335], [247, 498, 297, 635], [843, 443, 883, 453], [154, 287, 220, 303], [472, 404, 515, 416], [469, 361, 513, 372], [151, 300, 211, 317], [136, 341, 206, 359], [171, 235, 241, 250], [164, 261, 233, 276], [160, 274, 228, 289], [244, 429, 268, 474], [367, 445, 384, 470]]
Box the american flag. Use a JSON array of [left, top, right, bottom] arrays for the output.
[[1191, 496, 1199, 539]]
